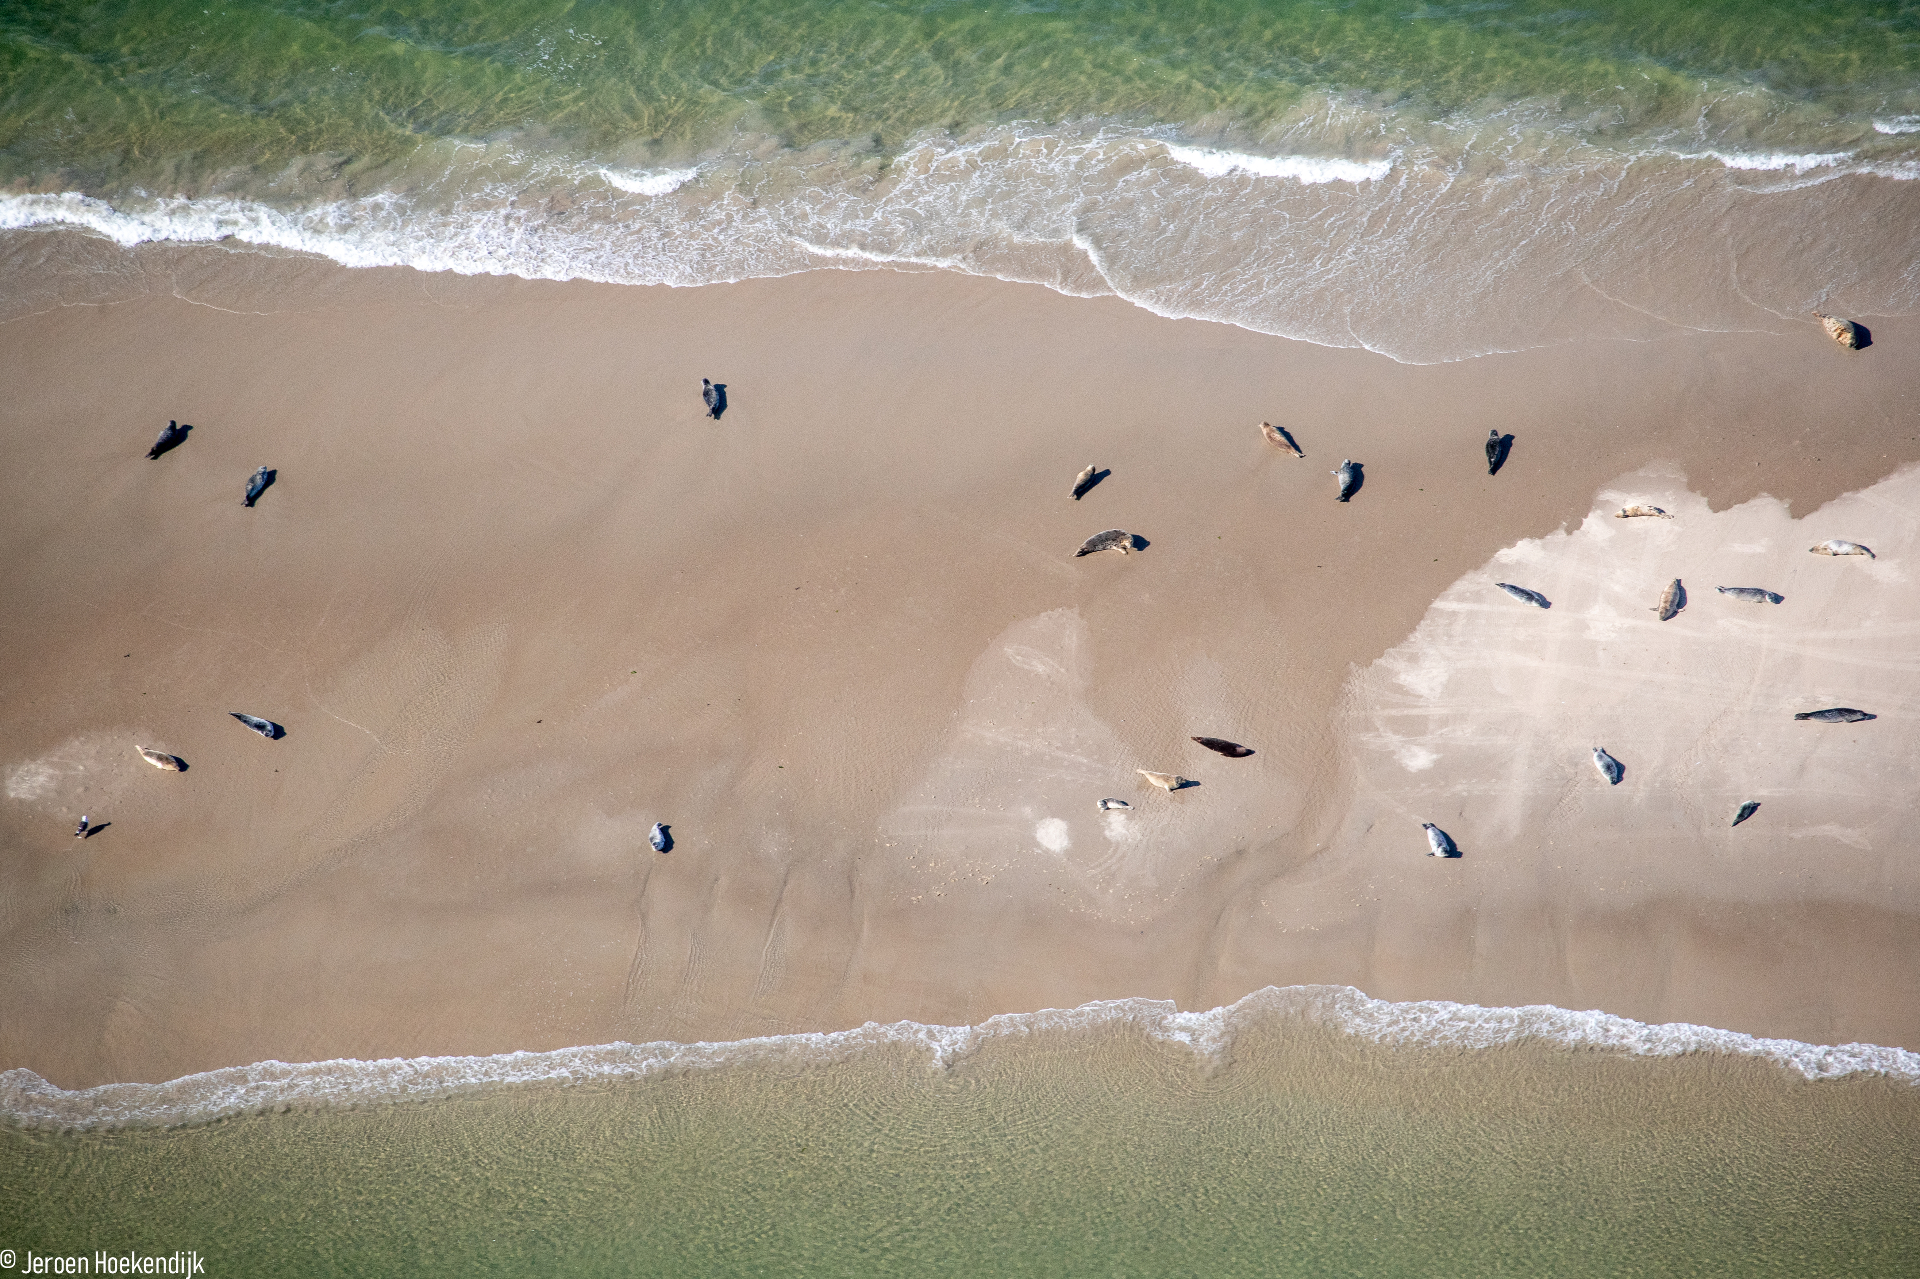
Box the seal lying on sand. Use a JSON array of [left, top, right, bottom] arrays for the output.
[[1332, 459, 1362, 502], [1615, 505, 1671, 519], [1814, 312, 1863, 350], [137, 746, 185, 771], [1075, 529, 1135, 557], [1592, 747, 1624, 785], [243, 466, 275, 507], [146, 420, 189, 459], [701, 378, 720, 417], [75, 816, 90, 839], [1071, 464, 1100, 500], [230, 712, 283, 740], [1484, 430, 1514, 475], [1716, 586, 1784, 604], [649, 822, 672, 852], [1731, 801, 1760, 828], [1495, 582, 1551, 609], [1810, 539, 1874, 559], [1794, 707, 1875, 723], [1098, 798, 1131, 811], [1653, 578, 1685, 621], [1192, 736, 1254, 757], [1422, 823, 1460, 858], [1260, 421, 1305, 458], [1136, 769, 1195, 792]]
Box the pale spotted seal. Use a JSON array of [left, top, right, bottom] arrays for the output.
[[1810, 540, 1874, 559], [243, 466, 275, 507], [1098, 798, 1131, 811], [649, 822, 672, 852], [1731, 801, 1760, 827], [230, 712, 284, 740], [138, 746, 185, 772], [1653, 578, 1685, 621], [1332, 459, 1362, 502], [75, 815, 90, 839], [1071, 464, 1101, 500], [147, 420, 189, 459], [1422, 823, 1460, 858], [1261, 421, 1305, 458], [1192, 736, 1254, 757], [1592, 747, 1624, 785], [1495, 582, 1551, 609], [1075, 529, 1136, 557], [1813, 312, 1863, 350], [1615, 505, 1671, 519], [1136, 769, 1195, 792], [1794, 708, 1875, 723], [1716, 586, 1783, 604]]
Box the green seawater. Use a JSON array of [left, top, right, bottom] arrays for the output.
[[2, 0, 1917, 191], [4, 1021, 1918, 1276]]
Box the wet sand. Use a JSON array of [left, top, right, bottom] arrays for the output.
[[2, 231, 1918, 1088]]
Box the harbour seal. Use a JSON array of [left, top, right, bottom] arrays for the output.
[[649, 822, 672, 852], [1731, 801, 1760, 828], [1075, 529, 1135, 557], [1098, 798, 1131, 811], [1794, 707, 1875, 723], [1332, 459, 1362, 502], [1716, 586, 1783, 604], [1484, 430, 1514, 475], [1192, 736, 1254, 758], [146, 420, 189, 459], [137, 746, 185, 772], [1422, 822, 1460, 858], [1615, 505, 1671, 519], [701, 378, 721, 417], [75, 815, 90, 839], [1813, 312, 1863, 350], [1136, 769, 1195, 792], [1810, 540, 1874, 559], [1071, 464, 1100, 500], [1653, 578, 1685, 621], [1260, 421, 1305, 458], [243, 466, 275, 507], [1495, 582, 1551, 609], [229, 711, 284, 740], [1592, 746, 1624, 785]]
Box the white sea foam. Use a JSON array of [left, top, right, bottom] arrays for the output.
[[1697, 149, 1850, 174], [4, 985, 1912, 1132], [1873, 117, 1920, 135], [598, 166, 699, 196], [1163, 143, 1391, 184]]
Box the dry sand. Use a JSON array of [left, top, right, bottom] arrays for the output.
[[2, 231, 1918, 1088]]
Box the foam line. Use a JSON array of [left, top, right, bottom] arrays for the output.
[[1163, 144, 1392, 184]]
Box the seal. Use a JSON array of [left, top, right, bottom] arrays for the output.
[[147, 420, 189, 460], [1075, 529, 1135, 557], [1260, 421, 1305, 458], [1615, 505, 1671, 519], [75, 816, 90, 839], [1495, 582, 1551, 609], [1332, 459, 1362, 502], [1716, 586, 1783, 604], [1810, 540, 1874, 559], [701, 378, 721, 417], [1653, 578, 1685, 621], [1485, 430, 1514, 475], [649, 822, 672, 852], [1136, 769, 1195, 792], [230, 712, 283, 740], [1098, 798, 1131, 811], [1192, 736, 1254, 757], [243, 466, 275, 508], [1071, 464, 1100, 500], [1592, 746, 1624, 785], [1813, 312, 1863, 350], [137, 746, 185, 772], [1422, 822, 1460, 858], [1794, 708, 1875, 723], [1731, 801, 1760, 827]]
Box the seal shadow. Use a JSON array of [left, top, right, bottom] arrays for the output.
[[81, 822, 110, 839], [1853, 322, 1873, 350], [708, 383, 729, 419], [1127, 533, 1150, 552], [1487, 433, 1515, 475], [1073, 468, 1111, 500]]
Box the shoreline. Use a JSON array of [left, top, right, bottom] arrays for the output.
[[3, 231, 1919, 1089]]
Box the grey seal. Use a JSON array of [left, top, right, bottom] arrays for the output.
[[147, 420, 190, 459], [1485, 430, 1514, 475], [1136, 769, 1195, 792], [1592, 747, 1624, 785], [1653, 578, 1685, 621], [1332, 459, 1362, 502], [1260, 421, 1305, 458], [1615, 505, 1671, 519], [230, 712, 284, 740], [1098, 798, 1131, 811], [1192, 736, 1254, 758], [1075, 529, 1136, 557], [1071, 464, 1102, 500], [1794, 707, 1875, 723], [1495, 582, 1551, 609], [1814, 312, 1864, 350], [1716, 586, 1783, 604], [1810, 540, 1874, 559], [1422, 822, 1460, 858], [243, 466, 276, 507], [1731, 801, 1760, 827], [649, 822, 672, 852], [701, 378, 721, 417], [137, 746, 186, 772]]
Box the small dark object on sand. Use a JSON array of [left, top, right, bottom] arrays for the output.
[[1075, 529, 1135, 557], [650, 822, 672, 852], [147, 420, 190, 459], [244, 466, 276, 507], [1485, 430, 1514, 475], [1192, 736, 1254, 758], [1732, 801, 1760, 827], [1794, 708, 1875, 723], [230, 711, 284, 740], [1071, 464, 1102, 500], [1423, 823, 1460, 857], [701, 378, 725, 418], [75, 816, 90, 839], [1332, 459, 1363, 502]]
